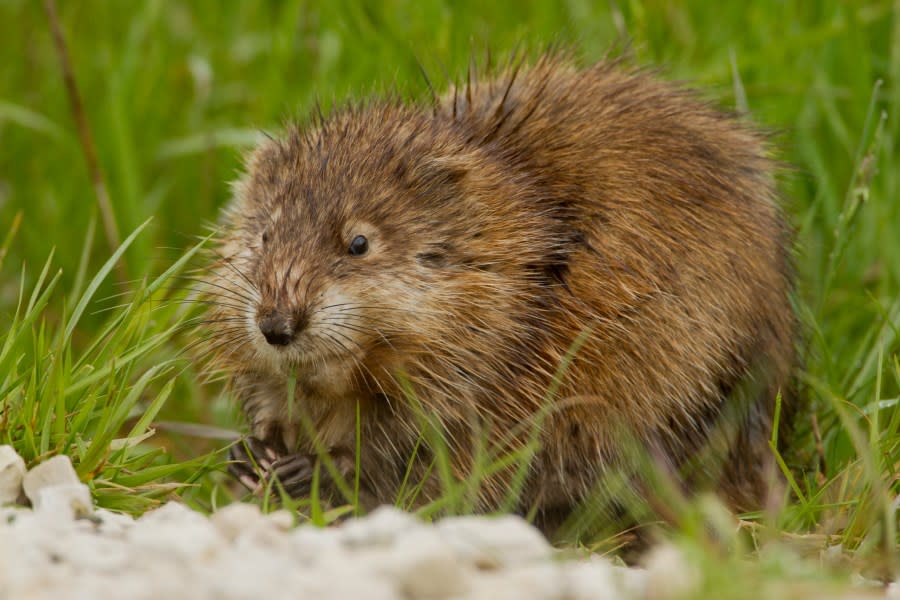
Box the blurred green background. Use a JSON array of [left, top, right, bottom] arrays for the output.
[[1, 0, 898, 520]]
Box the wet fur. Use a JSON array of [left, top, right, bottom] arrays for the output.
[[205, 53, 796, 532]]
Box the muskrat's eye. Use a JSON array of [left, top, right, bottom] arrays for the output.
[[348, 235, 369, 256], [261, 231, 270, 245]]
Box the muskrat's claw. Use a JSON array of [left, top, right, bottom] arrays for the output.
[[228, 436, 279, 493], [270, 454, 315, 498]]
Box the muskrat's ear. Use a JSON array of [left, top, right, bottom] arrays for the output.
[[407, 152, 484, 206], [229, 140, 291, 211], [411, 153, 475, 188]]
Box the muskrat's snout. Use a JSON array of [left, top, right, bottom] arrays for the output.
[[257, 308, 307, 347]]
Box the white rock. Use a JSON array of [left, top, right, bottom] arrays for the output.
[[559, 559, 629, 600], [465, 563, 562, 600], [0, 446, 26, 505], [308, 571, 397, 600], [92, 508, 135, 537], [235, 520, 291, 553], [642, 543, 700, 600], [200, 546, 297, 599], [211, 501, 264, 542], [29, 483, 93, 520], [886, 581, 900, 600], [437, 514, 552, 569], [137, 500, 203, 525], [130, 502, 222, 562], [368, 527, 470, 599], [339, 505, 420, 549], [0, 508, 88, 582], [212, 504, 298, 551], [265, 508, 295, 530], [121, 560, 200, 599], [22, 455, 81, 504], [0, 505, 28, 526], [289, 523, 345, 564], [59, 533, 132, 573], [203, 546, 396, 600], [821, 542, 844, 566], [617, 564, 648, 598]]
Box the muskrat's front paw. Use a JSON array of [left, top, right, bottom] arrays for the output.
[[228, 437, 316, 499], [228, 436, 279, 493]]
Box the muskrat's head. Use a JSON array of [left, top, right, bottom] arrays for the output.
[[207, 101, 572, 394]]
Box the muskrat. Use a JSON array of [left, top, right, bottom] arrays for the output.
[[205, 52, 795, 536]]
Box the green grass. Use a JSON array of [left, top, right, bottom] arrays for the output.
[[1, 0, 899, 595]]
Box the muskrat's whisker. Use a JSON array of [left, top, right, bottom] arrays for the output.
[[317, 301, 359, 312], [335, 304, 416, 313], [182, 328, 248, 353], [317, 319, 378, 335], [318, 319, 397, 351], [207, 246, 259, 293], [187, 318, 248, 329], [96, 288, 143, 303], [177, 263, 258, 299], [322, 315, 402, 333], [185, 333, 249, 350], [175, 276, 258, 305], [89, 302, 134, 315], [317, 331, 378, 391], [174, 278, 256, 304], [175, 297, 248, 311], [194, 332, 253, 364], [109, 276, 153, 288], [318, 311, 393, 322], [340, 304, 447, 319], [313, 330, 346, 357], [170, 286, 250, 304], [321, 326, 364, 354]]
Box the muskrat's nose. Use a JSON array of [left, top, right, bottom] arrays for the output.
[[258, 312, 294, 347]]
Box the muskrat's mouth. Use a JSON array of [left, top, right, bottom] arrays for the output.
[[261, 337, 353, 373]]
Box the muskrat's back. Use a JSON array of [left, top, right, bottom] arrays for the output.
[[208, 54, 795, 535]]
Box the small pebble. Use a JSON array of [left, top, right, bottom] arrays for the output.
[[211, 501, 263, 541], [22, 455, 82, 505], [339, 505, 420, 549], [289, 522, 345, 563], [437, 514, 551, 569], [375, 527, 471, 599], [265, 508, 295, 530], [560, 559, 628, 600], [130, 502, 222, 562], [92, 508, 135, 537], [465, 563, 562, 600], [0, 445, 26, 505], [30, 483, 93, 520], [642, 543, 701, 600]]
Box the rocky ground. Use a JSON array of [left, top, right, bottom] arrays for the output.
[[0, 446, 895, 600]]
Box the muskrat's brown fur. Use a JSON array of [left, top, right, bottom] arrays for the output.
[[206, 53, 795, 535]]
